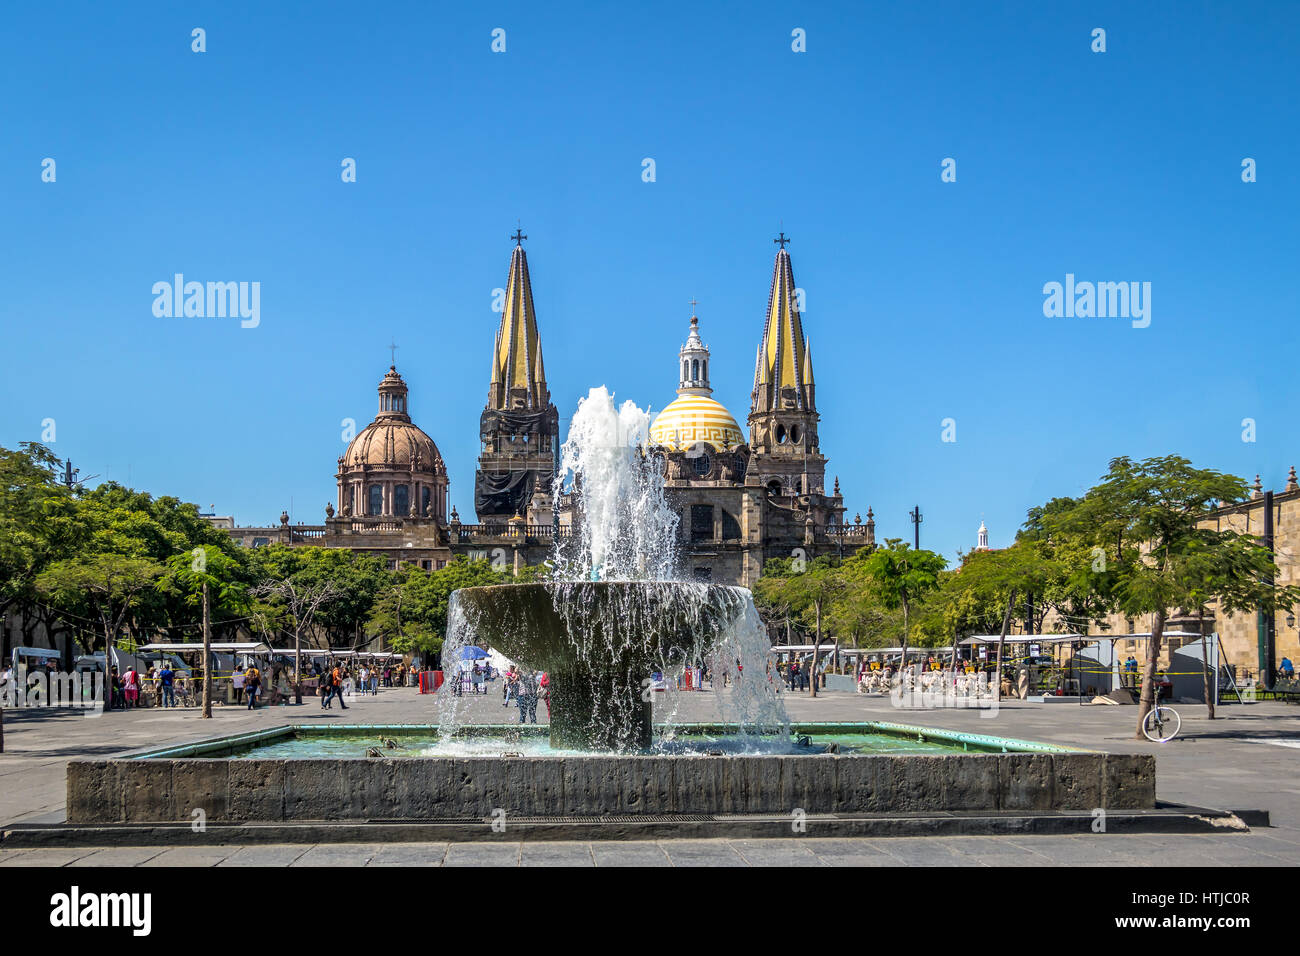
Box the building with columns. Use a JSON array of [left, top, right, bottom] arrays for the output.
[[219, 234, 875, 585]]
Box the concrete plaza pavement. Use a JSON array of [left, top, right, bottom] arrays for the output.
[[2, 683, 1298, 866]]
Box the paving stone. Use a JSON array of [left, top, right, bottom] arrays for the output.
[[519, 842, 594, 867], [589, 840, 671, 867], [216, 844, 311, 866], [872, 837, 988, 866], [660, 839, 748, 867], [291, 843, 388, 866], [444, 842, 521, 866], [366, 843, 448, 866], [140, 847, 234, 867], [0, 848, 92, 866], [730, 838, 825, 866], [71, 847, 167, 867], [805, 838, 901, 866], [1005, 836, 1159, 865]]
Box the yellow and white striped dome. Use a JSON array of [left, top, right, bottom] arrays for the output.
[[649, 395, 745, 452]]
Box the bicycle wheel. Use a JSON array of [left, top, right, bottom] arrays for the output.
[[1142, 706, 1181, 742]]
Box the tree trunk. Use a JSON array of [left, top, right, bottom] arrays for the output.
[[1136, 608, 1166, 739], [809, 599, 821, 698], [294, 625, 303, 705], [1198, 607, 1215, 720], [900, 596, 910, 682], [104, 622, 114, 709], [993, 588, 1018, 703], [201, 580, 212, 718]]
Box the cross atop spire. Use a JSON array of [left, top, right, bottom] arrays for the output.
[[689, 297, 698, 315], [511, 227, 527, 246], [388, 339, 398, 366], [774, 231, 790, 249]]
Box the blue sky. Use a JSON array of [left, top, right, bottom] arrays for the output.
[[2, 1, 1296, 563]]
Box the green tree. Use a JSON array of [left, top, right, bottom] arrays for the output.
[[369, 558, 515, 662], [0, 444, 83, 662], [1053, 456, 1300, 738], [35, 553, 165, 658], [160, 546, 251, 715], [848, 539, 946, 671]]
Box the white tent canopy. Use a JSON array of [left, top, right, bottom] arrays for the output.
[[137, 642, 272, 654], [958, 634, 1085, 646], [10, 647, 62, 662]]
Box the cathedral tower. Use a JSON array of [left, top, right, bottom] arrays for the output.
[[747, 234, 826, 498], [474, 232, 560, 524]]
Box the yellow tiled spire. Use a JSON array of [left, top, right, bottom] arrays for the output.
[[489, 236, 548, 410], [754, 237, 813, 411]]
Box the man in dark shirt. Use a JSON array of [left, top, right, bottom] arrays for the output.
[[159, 665, 175, 708]]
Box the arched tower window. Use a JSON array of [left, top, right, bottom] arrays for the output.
[[367, 485, 383, 516], [692, 359, 699, 380], [394, 485, 410, 517]]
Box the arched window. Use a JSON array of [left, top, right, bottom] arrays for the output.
[[367, 485, 383, 515], [682, 361, 688, 381], [394, 485, 410, 517], [692, 359, 699, 380], [422, 487, 431, 517]]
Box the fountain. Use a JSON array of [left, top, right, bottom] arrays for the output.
[[442, 386, 784, 751], [44, 388, 1162, 839]]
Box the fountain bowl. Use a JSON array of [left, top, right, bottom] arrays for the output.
[[450, 581, 752, 751]]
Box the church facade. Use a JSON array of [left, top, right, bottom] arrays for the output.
[[221, 235, 875, 586]]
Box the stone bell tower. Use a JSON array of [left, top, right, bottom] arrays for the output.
[[747, 233, 826, 499], [474, 230, 560, 525]]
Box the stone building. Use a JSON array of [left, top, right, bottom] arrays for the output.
[[993, 473, 1300, 679], [220, 235, 875, 585], [646, 240, 871, 584], [1094, 470, 1300, 680]]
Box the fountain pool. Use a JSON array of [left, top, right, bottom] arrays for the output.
[[58, 386, 1158, 833]]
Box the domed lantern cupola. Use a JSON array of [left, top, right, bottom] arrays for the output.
[[649, 307, 745, 454], [376, 365, 410, 421], [678, 308, 712, 396]]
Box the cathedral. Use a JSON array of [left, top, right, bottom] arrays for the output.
[[221, 235, 876, 586]]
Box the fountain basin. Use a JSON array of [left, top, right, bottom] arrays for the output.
[[65, 722, 1156, 824], [450, 581, 754, 750]]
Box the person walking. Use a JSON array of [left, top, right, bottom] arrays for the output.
[[332, 664, 348, 710], [244, 663, 260, 709], [539, 671, 551, 719], [518, 670, 539, 724], [321, 662, 335, 708], [158, 663, 175, 708], [232, 665, 245, 705], [123, 666, 140, 709]]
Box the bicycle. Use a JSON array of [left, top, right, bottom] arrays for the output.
[[1141, 700, 1181, 742]]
